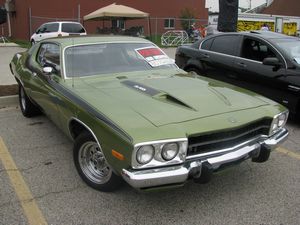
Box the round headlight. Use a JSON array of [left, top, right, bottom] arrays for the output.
[[161, 143, 179, 161], [278, 113, 287, 127], [136, 145, 155, 165]]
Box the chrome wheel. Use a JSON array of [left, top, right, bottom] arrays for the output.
[[188, 70, 199, 75], [78, 141, 112, 184], [20, 87, 26, 111]]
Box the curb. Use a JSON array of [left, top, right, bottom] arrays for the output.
[[0, 95, 18, 107]]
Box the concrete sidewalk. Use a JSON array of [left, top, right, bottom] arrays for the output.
[[0, 45, 26, 85]]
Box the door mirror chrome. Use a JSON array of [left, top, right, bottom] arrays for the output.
[[43, 67, 53, 75]]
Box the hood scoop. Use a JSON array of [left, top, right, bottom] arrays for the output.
[[121, 80, 195, 110]]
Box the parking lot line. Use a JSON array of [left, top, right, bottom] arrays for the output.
[[0, 137, 48, 225], [277, 147, 300, 160]]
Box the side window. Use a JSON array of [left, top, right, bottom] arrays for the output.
[[61, 23, 85, 33], [210, 35, 240, 56], [44, 23, 59, 33], [36, 25, 45, 34], [241, 38, 276, 62], [201, 38, 214, 50], [37, 43, 61, 76]]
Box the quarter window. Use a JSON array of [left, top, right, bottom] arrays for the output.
[[201, 38, 214, 50], [164, 18, 175, 29], [210, 35, 240, 56]]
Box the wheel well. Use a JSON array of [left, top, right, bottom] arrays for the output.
[[69, 119, 90, 140]]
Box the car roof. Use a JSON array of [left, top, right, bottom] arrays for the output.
[[206, 30, 298, 42], [41, 35, 152, 48]]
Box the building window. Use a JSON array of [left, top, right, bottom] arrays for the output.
[[164, 18, 175, 29], [112, 19, 125, 30]]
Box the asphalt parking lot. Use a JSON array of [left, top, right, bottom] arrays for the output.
[[0, 104, 300, 225]]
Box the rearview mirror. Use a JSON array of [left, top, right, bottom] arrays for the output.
[[43, 67, 53, 75]]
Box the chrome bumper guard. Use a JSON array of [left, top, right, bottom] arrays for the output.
[[122, 128, 288, 189]]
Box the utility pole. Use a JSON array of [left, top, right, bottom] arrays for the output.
[[218, 0, 238, 32]]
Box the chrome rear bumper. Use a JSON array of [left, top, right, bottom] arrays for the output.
[[121, 128, 288, 190]]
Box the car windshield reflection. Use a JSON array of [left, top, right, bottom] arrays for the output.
[[64, 43, 176, 77]]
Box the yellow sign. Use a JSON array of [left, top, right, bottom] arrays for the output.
[[237, 20, 275, 32], [283, 23, 297, 36]]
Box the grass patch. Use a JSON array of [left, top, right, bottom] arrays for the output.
[[10, 39, 31, 49]]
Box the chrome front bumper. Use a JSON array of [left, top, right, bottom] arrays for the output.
[[121, 128, 288, 190]]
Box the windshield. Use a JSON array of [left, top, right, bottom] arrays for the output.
[[64, 43, 176, 77], [276, 39, 300, 64]]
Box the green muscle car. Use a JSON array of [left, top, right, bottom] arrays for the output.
[[10, 36, 289, 192]]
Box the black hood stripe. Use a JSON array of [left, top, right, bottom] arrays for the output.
[[121, 80, 160, 97]]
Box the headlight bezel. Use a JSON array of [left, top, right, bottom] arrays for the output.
[[132, 138, 188, 169], [269, 111, 289, 135]]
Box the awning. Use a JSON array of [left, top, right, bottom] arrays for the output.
[[83, 3, 149, 21]]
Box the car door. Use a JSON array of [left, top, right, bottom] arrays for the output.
[[199, 34, 242, 82], [26, 42, 62, 126], [35, 23, 59, 42], [234, 36, 289, 106]]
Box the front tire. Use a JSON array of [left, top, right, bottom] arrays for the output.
[[19, 85, 40, 117], [73, 132, 123, 192], [186, 67, 201, 75]]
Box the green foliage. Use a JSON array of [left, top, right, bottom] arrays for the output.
[[11, 39, 31, 49], [179, 8, 196, 31]]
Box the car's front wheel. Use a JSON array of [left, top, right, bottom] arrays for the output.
[[30, 39, 35, 45], [19, 85, 40, 117], [73, 132, 123, 192], [186, 67, 201, 75]]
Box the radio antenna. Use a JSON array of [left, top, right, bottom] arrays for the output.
[[72, 37, 74, 88]]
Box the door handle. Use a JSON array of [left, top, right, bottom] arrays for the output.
[[236, 62, 247, 68], [202, 54, 210, 59]]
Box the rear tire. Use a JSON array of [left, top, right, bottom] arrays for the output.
[[19, 85, 40, 117], [73, 132, 123, 192]]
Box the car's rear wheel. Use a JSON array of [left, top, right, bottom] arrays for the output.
[[19, 85, 40, 117], [73, 132, 123, 192]]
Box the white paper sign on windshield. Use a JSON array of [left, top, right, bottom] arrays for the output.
[[135, 47, 175, 67]]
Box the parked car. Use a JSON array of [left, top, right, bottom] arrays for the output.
[[30, 21, 86, 45], [10, 36, 288, 192], [176, 31, 300, 116]]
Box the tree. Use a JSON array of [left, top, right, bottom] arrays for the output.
[[179, 8, 196, 31]]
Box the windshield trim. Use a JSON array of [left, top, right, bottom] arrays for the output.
[[62, 41, 162, 79]]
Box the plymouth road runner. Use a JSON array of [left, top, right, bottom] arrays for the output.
[[10, 36, 289, 192]]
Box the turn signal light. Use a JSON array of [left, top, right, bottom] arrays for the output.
[[112, 149, 125, 161]]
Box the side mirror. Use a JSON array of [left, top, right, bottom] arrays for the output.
[[263, 57, 282, 67], [43, 67, 53, 75]]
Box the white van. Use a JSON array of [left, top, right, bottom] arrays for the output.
[[30, 21, 87, 44]]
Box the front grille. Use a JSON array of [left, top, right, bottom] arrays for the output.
[[187, 119, 272, 156]]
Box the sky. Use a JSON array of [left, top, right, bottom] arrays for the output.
[[206, 0, 267, 12]]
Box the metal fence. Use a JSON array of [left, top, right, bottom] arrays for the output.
[[28, 11, 207, 45]]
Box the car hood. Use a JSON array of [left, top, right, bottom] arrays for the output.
[[70, 70, 270, 127]]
